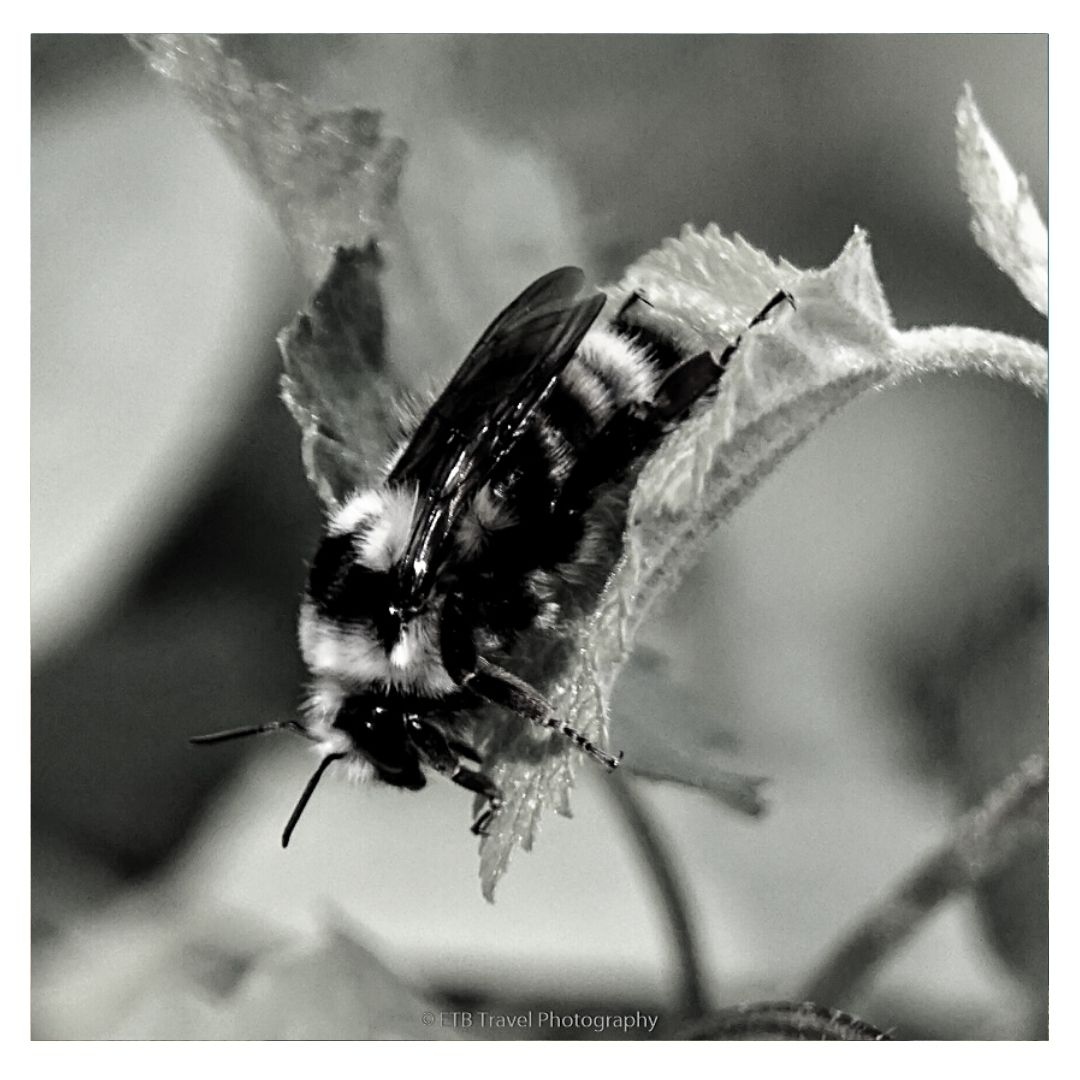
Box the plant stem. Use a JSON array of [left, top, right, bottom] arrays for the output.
[[676, 1001, 890, 1041], [605, 770, 708, 1020], [802, 751, 1047, 1005]]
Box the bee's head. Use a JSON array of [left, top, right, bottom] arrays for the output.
[[330, 695, 427, 789], [273, 681, 426, 849]]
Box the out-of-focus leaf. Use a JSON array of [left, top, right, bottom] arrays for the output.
[[46, 908, 458, 1040], [33, 904, 282, 1039], [956, 84, 1047, 316], [129, 33, 406, 284], [278, 244, 405, 506], [611, 653, 767, 817], [203, 924, 458, 1040], [31, 60, 288, 656], [478, 225, 1047, 898]]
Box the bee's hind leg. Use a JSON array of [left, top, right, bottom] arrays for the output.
[[748, 288, 796, 329], [408, 717, 504, 836]]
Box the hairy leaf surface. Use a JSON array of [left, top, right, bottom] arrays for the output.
[[956, 84, 1048, 316]]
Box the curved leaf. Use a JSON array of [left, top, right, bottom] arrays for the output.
[[478, 226, 1046, 898]]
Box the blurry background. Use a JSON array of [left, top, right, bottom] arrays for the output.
[[31, 34, 1047, 1039]]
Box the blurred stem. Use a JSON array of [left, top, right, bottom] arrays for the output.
[[605, 769, 708, 1020], [675, 1001, 890, 1041], [802, 751, 1048, 1005]]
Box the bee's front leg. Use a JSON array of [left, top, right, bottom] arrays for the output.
[[408, 717, 504, 836]]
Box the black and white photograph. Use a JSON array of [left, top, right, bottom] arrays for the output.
[[29, 31, 1050, 1046]]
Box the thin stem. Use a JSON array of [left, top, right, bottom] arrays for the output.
[[802, 751, 1047, 1005], [604, 769, 708, 1020], [675, 1001, 890, 1041]]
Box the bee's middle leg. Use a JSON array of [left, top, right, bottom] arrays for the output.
[[409, 717, 504, 835]]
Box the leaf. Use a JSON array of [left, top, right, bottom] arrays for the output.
[[611, 653, 767, 817], [129, 34, 406, 284], [278, 244, 406, 506], [477, 229, 892, 896], [104, 919, 458, 1039], [478, 225, 1047, 899], [209, 924, 459, 1040], [956, 84, 1048, 316]]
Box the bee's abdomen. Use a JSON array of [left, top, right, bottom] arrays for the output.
[[539, 317, 697, 509], [455, 309, 730, 647], [459, 318, 697, 579], [527, 324, 662, 493]]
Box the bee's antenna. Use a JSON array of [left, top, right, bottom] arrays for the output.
[[462, 658, 623, 770], [189, 721, 305, 746], [281, 753, 345, 848]]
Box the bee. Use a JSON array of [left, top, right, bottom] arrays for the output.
[[193, 254, 792, 845]]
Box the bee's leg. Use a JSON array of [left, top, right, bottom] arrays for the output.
[[710, 288, 796, 374], [559, 287, 797, 520], [748, 288, 796, 329], [438, 594, 479, 686], [452, 768, 506, 837], [461, 657, 623, 771], [648, 288, 798, 423], [613, 289, 654, 326], [408, 718, 504, 835], [445, 736, 483, 765]]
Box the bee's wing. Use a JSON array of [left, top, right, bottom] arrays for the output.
[[390, 267, 606, 604], [391, 266, 591, 476]]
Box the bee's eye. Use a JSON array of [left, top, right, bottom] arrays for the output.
[[333, 696, 424, 787]]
